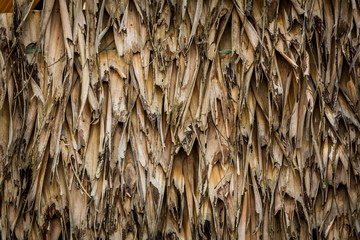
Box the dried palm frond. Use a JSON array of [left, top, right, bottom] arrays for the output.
[[1, 0, 360, 239]]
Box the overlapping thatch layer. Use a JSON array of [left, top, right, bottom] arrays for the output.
[[1, 0, 360, 239]]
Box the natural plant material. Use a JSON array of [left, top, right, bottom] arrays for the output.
[[1, 0, 360, 239]]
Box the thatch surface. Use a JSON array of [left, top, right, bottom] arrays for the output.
[[1, 0, 360, 239], [0, 0, 41, 13]]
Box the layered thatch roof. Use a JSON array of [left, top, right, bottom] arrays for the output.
[[1, 0, 360, 239]]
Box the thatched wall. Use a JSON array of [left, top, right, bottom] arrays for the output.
[[1, 0, 360, 239]]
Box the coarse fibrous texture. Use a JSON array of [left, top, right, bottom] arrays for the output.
[[1, 0, 360, 239]]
